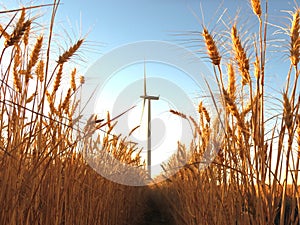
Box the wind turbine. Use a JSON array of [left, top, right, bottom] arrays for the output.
[[140, 61, 159, 178]]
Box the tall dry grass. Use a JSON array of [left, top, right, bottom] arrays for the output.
[[0, 2, 149, 225], [153, 1, 300, 225], [2, 1, 300, 225]]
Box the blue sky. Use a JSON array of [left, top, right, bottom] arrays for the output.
[[53, 0, 296, 47], [2, 0, 299, 176], [2, 0, 296, 91], [2, 1, 297, 73], [51, 0, 297, 95]]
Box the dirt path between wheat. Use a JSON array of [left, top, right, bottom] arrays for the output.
[[143, 192, 173, 225]]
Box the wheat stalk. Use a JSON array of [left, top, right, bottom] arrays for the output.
[[297, 116, 300, 147], [25, 92, 37, 104], [57, 39, 84, 64], [254, 55, 260, 80], [198, 101, 210, 123], [13, 47, 22, 93], [283, 92, 292, 130], [26, 36, 43, 83], [79, 75, 85, 84], [52, 64, 63, 96], [227, 63, 236, 101], [46, 90, 59, 116], [5, 20, 31, 47], [22, 21, 30, 46], [61, 88, 71, 113], [202, 27, 221, 66], [170, 109, 188, 119], [35, 60, 44, 82], [231, 24, 251, 86], [0, 24, 10, 40], [250, 0, 262, 18], [290, 9, 300, 66], [70, 68, 76, 91], [223, 88, 239, 120], [242, 93, 259, 116], [28, 36, 43, 70]]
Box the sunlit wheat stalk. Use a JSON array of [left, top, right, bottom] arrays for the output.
[[231, 24, 251, 86], [26, 35, 43, 83], [250, 0, 262, 18], [227, 63, 236, 101], [290, 9, 300, 67], [202, 27, 221, 66], [57, 39, 84, 64]]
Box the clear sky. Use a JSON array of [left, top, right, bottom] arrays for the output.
[[1, 0, 299, 177], [50, 0, 297, 102]]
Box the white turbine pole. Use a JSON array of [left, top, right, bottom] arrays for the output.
[[147, 99, 151, 176], [140, 61, 159, 178]]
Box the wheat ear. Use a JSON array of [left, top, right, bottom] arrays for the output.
[[202, 27, 221, 66], [61, 88, 72, 113], [35, 60, 44, 82], [227, 63, 236, 101], [79, 75, 85, 85], [52, 64, 63, 96], [231, 25, 251, 86], [13, 47, 22, 93], [170, 109, 187, 119], [254, 55, 260, 80], [283, 93, 292, 130], [250, 0, 262, 18], [23, 23, 30, 46], [198, 101, 210, 123], [290, 9, 300, 66], [57, 39, 84, 64], [70, 68, 77, 91], [26, 36, 43, 83], [5, 20, 31, 47]]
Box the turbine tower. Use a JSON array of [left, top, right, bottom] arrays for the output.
[[140, 61, 159, 178]]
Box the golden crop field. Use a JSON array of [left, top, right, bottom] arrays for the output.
[[0, 1, 299, 225]]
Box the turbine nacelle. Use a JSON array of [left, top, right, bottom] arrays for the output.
[[140, 95, 159, 100]]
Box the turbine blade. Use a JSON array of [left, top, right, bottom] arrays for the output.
[[139, 98, 146, 125], [98, 105, 136, 128]]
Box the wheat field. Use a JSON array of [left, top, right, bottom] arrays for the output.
[[0, 1, 300, 225]]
